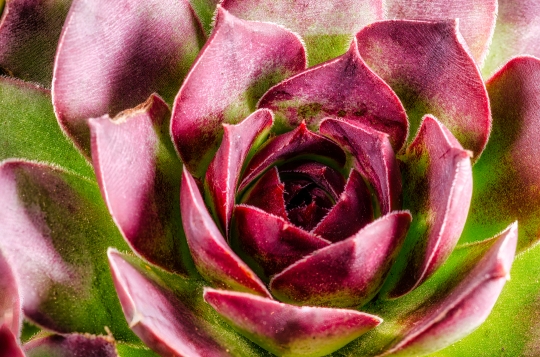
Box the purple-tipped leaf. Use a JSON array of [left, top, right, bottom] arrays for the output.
[[270, 212, 411, 308], [108, 250, 266, 357], [204, 288, 382, 357], [386, 115, 473, 298], [0, 324, 24, 357], [384, 0, 497, 65], [181, 169, 270, 297], [222, 0, 383, 66], [205, 109, 273, 234], [233, 205, 330, 277], [171, 6, 306, 177], [53, 0, 204, 155], [241, 167, 288, 219], [90, 94, 188, 274], [0, 249, 20, 338], [380, 223, 517, 356], [320, 119, 401, 215], [24, 334, 117, 357], [312, 169, 374, 242], [356, 20, 490, 160], [0, 0, 72, 85], [483, 0, 540, 76], [259, 37, 408, 150], [463, 56, 540, 251], [0, 160, 133, 338], [239, 122, 346, 192]]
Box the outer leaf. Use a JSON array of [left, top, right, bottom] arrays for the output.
[[356, 20, 490, 160], [108, 249, 271, 357], [482, 0, 540, 77], [0, 160, 136, 341], [0, 0, 72, 86], [204, 288, 382, 357], [320, 119, 401, 215], [53, 0, 205, 155], [384, 0, 497, 65], [188, 0, 220, 35], [171, 6, 306, 177], [24, 334, 117, 357], [181, 169, 271, 297], [270, 212, 411, 308], [0, 249, 20, 338], [0, 324, 24, 357], [385, 115, 473, 298], [222, 0, 383, 66], [259, 37, 408, 150], [0, 77, 92, 177], [205, 109, 273, 234], [90, 94, 190, 274], [460, 56, 540, 252]]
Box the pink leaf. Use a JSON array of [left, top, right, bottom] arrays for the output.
[[24, 334, 117, 357], [241, 167, 288, 219]]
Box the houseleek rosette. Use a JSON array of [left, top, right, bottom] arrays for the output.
[[0, 0, 540, 356]]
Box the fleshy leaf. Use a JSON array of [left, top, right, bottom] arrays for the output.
[[53, 0, 205, 155], [233, 204, 330, 278], [482, 0, 540, 77], [205, 109, 273, 234], [222, 0, 383, 66], [181, 169, 271, 297], [204, 288, 382, 357], [188, 0, 220, 35], [385, 115, 473, 298], [279, 161, 346, 201], [24, 334, 117, 357], [239, 122, 346, 192], [270, 212, 411, 308], [0, 249, 20, 338], [320, 119, 401, 215], [356, 20, 490, 160], [241, 167, 288, 219], [89, 94, 189, 274], [171, 6, 306, 177], [379, 223, 517, 357], [384, 0, 497, 65], [0, 77, 92, 177], [0, 0, 71, 86], [108, 250, 270, 357], [0, 324, 24, 357], [259, 37, 408, 150], [312, 169, 374, 243], [460, 56, 540, 251], [0, 160, 136, 341]]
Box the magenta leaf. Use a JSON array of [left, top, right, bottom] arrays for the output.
[[24, 334, 117, 357], [241, 167, 288, 220], [461, 56, 540, 251], [204, 288, 382, 357], [171, 6, 306, 177], [385, 115, 473, 298], [356, 20, 490, 160], [232, 204, 330, 278], [205, 109, 273, 234], [0, 160, 135, 340], [320, 119, 401, 215], [312, 169, 374, 243], [52, 0, 205, 155], [90, 94, 190, 274], [0, 0, 72, 86], [108, 250, 268, 357], [222, 0, 383, 66], [0, 249, 20, 339], [0, 324, 24, 357], [259, 37, 408, 150], [270, 212, 411, 308], [239, 122, 346, 192], [384, 0, 497, 65], [181, 169, 271, 297], [483, 0, 540, 76], [379, 223, 517, 356]]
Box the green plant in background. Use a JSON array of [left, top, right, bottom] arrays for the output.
[[1, 1, 540, 356]]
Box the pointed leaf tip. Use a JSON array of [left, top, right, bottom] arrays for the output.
[[204, 288, 382, 357]]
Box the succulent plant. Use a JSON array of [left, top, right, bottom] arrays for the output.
[[1, 0, 540, 356]]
